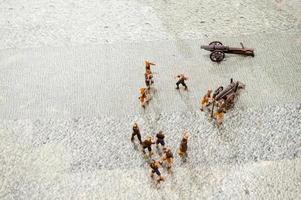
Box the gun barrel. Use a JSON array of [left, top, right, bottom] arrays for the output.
[[201, 44, 229, 52], [214, 83, 236, 100], [200, 45, 210, 50]]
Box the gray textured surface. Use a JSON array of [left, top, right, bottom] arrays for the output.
[[0, 33, 300, 119], [0, 0, 300, 48], [0, 0, 301, 199]]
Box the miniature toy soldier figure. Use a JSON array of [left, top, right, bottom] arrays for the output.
[[156, 131, 165, 147], [142, 136, 155, 155], [139, 87, 150, 108], [177, 132, 190, 160], [161, 147, 174, 172], [145, 60, 156, 71], [175, 74, 188, 90], [213, 107, 225, 127], [150, 159, 165, 183], [200, 89, 212, 111], [131, 123, 142, 144], [145, 71, 154, 89]]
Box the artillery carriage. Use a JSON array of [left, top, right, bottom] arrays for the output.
[[209, 78, 245, 117], [201, 41, 255, 62]]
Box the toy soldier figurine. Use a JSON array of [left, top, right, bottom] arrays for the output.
[[139, 87, 150, 108], [175, 74, 188, 90], [145, 60, 156, 71], [131, 123, 142, 144], [200, 89, 212, 111], [213, 107, 225, 127], [142, 136, 155, 155], [156, 131, 165, 147], [150, 159, 165, 183], [161, 147, 174, 172], [177, 132, 190, 160], [145, 71, 154, 89]]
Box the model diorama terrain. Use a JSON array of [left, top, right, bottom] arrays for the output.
[[0, 0, 300, 199]]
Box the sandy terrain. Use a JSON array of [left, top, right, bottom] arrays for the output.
[[0, 0, 300, 199]]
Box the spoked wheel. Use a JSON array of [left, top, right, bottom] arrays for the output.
[[210, 50, 225, 62], [209, 41, 223, 46]]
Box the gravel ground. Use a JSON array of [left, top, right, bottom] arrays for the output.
[[0, 103, 300, 199], [0, 0, 300, 199]]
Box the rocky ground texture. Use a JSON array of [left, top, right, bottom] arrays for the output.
[[0, 0, 300, 199]]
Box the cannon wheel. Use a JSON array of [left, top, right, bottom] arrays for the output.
[[210, 50, 225, 62], [209, 41, 223, 46]]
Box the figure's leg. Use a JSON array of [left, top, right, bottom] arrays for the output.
[[137, 134, 142, 144], [176, 81, 180, 89], [131, 133, 135, 142], [151, 169, 155, 178], [181, 81, 188, 90]]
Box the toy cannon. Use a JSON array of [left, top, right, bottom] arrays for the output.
[[210, 78, 245, 117], [201, 41, 255, 62]]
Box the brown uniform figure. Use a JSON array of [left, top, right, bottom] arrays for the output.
[[161, 147, 174, 172], [145, 61, 156, 72], [178, 132, 190, 160], [156, 131, 165, 147], [139, 87, 150, 107], [131, 123, 142, 144], [200, 89, 212, 111], [150, 159, 165, 183], [213, 107, 225, 127], [142, 136, 155, 155], [144, 71, 154, 89], [176, 74, 188, 90]]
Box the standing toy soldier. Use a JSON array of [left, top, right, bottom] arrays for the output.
[[200, 89, 212, 111], [139, 87, 150, 108], [145, 70, 154, 89], [213, 107, 225, 128], [156, 131, 165, 147], [175, 74, 188, 90], [161, 147, 174, 173], [150, 159, 165, 183], [142, 136, 155, 156], [177, 132, 190, 161], [131, 123, 142, 144], [145, 60, 156, 72]]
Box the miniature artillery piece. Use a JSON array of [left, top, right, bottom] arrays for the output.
[[201, 41, 255, 62], [209, 78, 245, 117]]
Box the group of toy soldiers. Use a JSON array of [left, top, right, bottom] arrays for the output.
[[131, 123, 190, 184], [138, 61, 155, 108], [139, 61, 189, 108]]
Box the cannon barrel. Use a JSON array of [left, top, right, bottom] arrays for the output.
[[214, 82, 238, 101], [201, 45, 229, 52]]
